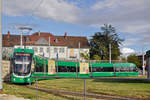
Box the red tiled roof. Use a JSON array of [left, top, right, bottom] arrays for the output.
[[3, 34, 20, 47], [56, 36, 90, 48], [26, 32, 67, 46], [3, 32, 90, 48]]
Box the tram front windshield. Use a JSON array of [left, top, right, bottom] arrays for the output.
[[13, 53, 32, 76]]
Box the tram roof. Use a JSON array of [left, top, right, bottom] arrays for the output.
[[57, 61, 114, 67], [114, 63, 136, 67], [34, 55, 136, 68], [89, 63, 113, 67]]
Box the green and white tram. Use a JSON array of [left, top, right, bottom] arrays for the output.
[[10, 48, 139, 84], [11, 48, 34, 83]]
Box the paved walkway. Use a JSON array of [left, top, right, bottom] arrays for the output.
[[0, 94, 30, 100]]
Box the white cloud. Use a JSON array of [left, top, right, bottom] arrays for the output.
[[121, 47, 135, 57], [4, 0, 150, 28], [86, 0, 150, 29], [122, 38, 140, 47], [89, 0, 150, 47], [3, 0, 81, 23], [92, 0, 149, 10], [3, 0, 150, 47], [120, 24, 150, 34], [91, 0, 119, 10]]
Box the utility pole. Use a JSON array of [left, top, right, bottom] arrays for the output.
[[109, 44, 111, 63], [48, 36, 50, 58], [0, 0, 2, 90], [78, 42, 80, 61], [20, 31, 23, 48], [142, 48, 145, 75]]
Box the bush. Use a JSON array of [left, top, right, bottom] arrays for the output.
[[92, 55, 101, 60]]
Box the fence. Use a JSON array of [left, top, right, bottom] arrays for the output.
[[2, 60, 11, 81]]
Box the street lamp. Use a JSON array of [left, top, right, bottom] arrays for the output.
[[18, 26, 32, 49]]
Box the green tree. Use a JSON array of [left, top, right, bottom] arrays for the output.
[[80, 51, 90, 60], [120, 57, 127, 62], [2, 50, 11, 60], [90, 24, 123, 60], [127, 54, 142, 68], [92, 54, 101, 60]]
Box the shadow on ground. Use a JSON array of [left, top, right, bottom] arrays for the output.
[[93, 78, 150, 83]]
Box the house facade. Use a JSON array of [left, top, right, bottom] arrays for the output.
[[3, 31, 90, 60]]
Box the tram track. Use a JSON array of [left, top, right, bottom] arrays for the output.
[[26, 85, 137, 100]]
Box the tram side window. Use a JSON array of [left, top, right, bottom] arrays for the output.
[[129, 67, 133, 72], [115, 67, 121, 72], [90, 67, 113, 72], [58, 66, 79, 72], [115, 67, 131, 72], [35, 65, 48, 72], [35, 66, 43, 72], [133, 67, 138, 72], [121, 67, 129, 72], [116, 67, 138, 72], [129, 67, 138, 72]]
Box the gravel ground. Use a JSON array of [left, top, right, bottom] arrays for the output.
[[0, 94, 30, 100]]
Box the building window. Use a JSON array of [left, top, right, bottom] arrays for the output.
[[59, 48, 64, 53], [26, 38, 30, 42], [33, 47, 38, 52], [40, 47, 43, 52], [80, 49, 84, 52], [47, 47, 50, 53], [54, 48, 58, 53], [54, 39, 58, 43]]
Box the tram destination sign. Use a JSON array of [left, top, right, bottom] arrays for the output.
[[15, 53, 30, 56]]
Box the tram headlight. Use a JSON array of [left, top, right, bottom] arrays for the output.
[[13, 78, 16, 81]]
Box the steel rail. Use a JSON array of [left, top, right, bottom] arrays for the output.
[[27, 85, 136, 100], [31, 76, 150, 82]]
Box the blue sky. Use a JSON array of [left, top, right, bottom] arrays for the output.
[[3, 0, 150, 55]]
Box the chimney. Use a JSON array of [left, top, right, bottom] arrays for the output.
[[64, 32, 67, 40], [38, 30, 40, 36], [7, 31, 10, 39]]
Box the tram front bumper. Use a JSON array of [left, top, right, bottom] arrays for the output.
[[11, 76, 32, 83]]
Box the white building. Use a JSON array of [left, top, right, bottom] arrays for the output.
[[3, 31, 90, 60]]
